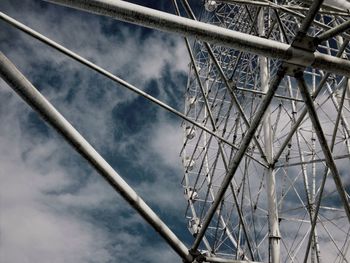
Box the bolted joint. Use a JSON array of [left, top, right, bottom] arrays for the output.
[[227, 78, 237, 90], [269, 234, 281, 240], [292, 32, 318, 52], [287, 33, 318, 69], [188, 249, 205, 263]]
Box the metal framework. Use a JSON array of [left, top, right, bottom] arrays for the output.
[[1, 0, 350, 262]]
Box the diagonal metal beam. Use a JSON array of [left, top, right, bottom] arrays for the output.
[[295, 73, 350, 224], [179, 0, 268, 166], [297, 0, 324, 34], [0, 51, 194, 263], [172, 2, 256, 258], [275, 154, 350, 168], [302, 78, 350, 263], [218, 0, 350, 39], [273, 40, 349, 164], [191, 66, 287, 251], [0, 12, 269, 167], [44, 0, 350, 77], [317, 20, 350, 43]]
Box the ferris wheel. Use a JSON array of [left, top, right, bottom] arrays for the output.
[[181, 0, 350, 262], [1, 0, 350, 263]]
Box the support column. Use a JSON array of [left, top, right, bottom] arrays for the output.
[[258, 8, 280, 263]]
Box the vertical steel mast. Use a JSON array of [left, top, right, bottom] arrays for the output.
[[258, 8, 281, 263]]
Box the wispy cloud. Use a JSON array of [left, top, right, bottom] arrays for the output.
[[0, 0, 191, 262]]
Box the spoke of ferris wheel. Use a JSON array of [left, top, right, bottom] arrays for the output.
[[0, 13, 269, 168], [297, 0, 324, 34], [243, 5, 259, 36], [179, 71, 255, 259], [180, 100, 251, 256], [263, 2, 326, 259], [318, 218, 350, 262], [275, 153, 350, 168], [317, 20, 350, 43], [183, 174, 213, 253], [180, 0, 269, 166], [177, 32, 255, 263], [217, 0, 350, 32], [234, 87, 303, 102], [288, 76, 322, 262], [273, 8, 291, 44], [191, 67, 287, 251], [172, 2, 256, 257], [218, 146, 256, 259], [177, 0, 269, 166], [179, 57, 256, 261], [45, 0, 350, 77], [182, 37, 216, 129], [295, 73, 350, 224], [303, 78, 350, 263], [325, 82, 350, 138], [0, 51, 194, 263], [273, 40, 349, 165]]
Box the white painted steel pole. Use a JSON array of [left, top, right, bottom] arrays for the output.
[[191, 67, 287, 251], [317, 20, 350, 42], [0, 51, 193, 263], [44, 0, 350, 77], [258, 9, 280, 263], [296, 73, 350, 224]]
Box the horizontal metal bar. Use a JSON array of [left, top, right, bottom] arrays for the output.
[[45, 0, 350, 77], [0, 12, 269, 168], [317, 20, 350, 42], [275, 154, 350, 168], [235, 87, 304, 102], [0, 51, 193, 263]]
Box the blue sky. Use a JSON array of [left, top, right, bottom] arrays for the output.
[[0, 1, 196, 262], [2, 1, 350, 262]]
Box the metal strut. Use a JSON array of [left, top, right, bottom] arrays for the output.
[[44, 0, 350, 77], [0, 51, 194, 263]]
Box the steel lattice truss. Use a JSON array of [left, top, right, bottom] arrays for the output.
[[1, 0, 350, 263], [182, 1, 350, 262]]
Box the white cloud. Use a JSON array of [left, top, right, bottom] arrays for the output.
[[0, 206, 112, 263], [0, 78, 186, 262], [150, 120, 183, 169], [0, 85, 113, 263], [0, 1, 191, 262]]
